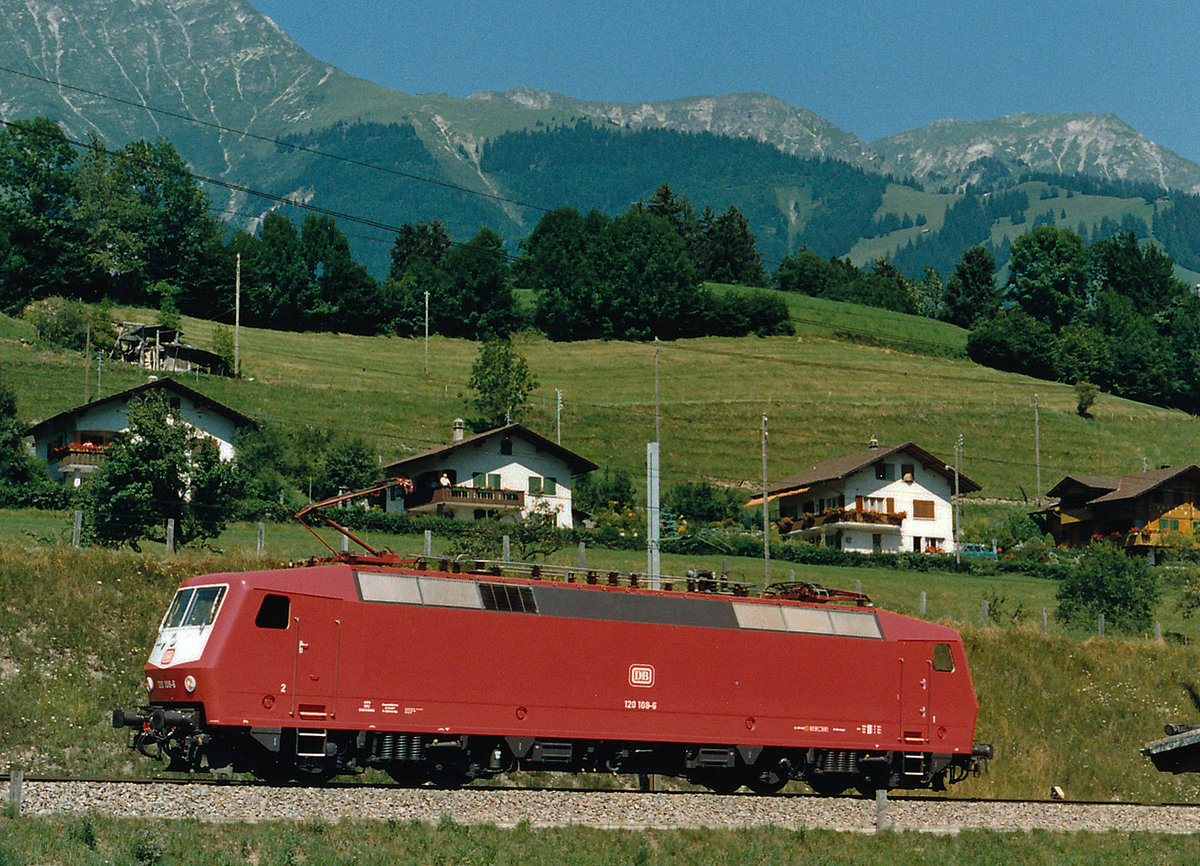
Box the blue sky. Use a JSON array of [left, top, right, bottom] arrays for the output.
[[252, 0, 1200, 164]]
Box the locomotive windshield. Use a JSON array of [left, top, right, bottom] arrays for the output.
[[161, 586, 227, 630]]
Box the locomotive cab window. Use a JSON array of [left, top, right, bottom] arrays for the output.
[[255, 594, 291, 629], [161, 585, 226, 629], [933, 643, 955, 672]]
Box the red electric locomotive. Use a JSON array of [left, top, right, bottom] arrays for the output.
[[116, 551, 991, 794]]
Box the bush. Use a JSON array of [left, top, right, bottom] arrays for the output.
[[22, 297, 113, 351], [1055, 542, 1159, 633]]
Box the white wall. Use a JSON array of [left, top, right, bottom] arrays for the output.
[[789, 455, 958, 554], [386, 432, 577, 528], [34, 390, 241, 483]]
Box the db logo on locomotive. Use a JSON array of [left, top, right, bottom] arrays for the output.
[[628, 664, 655, 688]]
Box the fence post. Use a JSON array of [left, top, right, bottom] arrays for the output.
[[72, 510, 82, 548], [981, 599, 989, 625], [875, 787, 889, 831], [1042, 608, 1048, 632], [165, 519, 174, 555], [341, 533, 349, 553], [502, 535, 511, 563], [1156, 621, 1163, 644], [1098, 613, 1105, 637], [578, 541, 586, 568], [423, 529, 432, 557], [257, 522, 265, 556], [919, 590, 927, 616], [788, 569, 795, 582], [855, 579, 862, 595], [7, 766, 22, 815]]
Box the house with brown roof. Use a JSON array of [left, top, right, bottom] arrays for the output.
[[28, 377, 258, 487], [747, 439, 981, 554], [1038, 465, 1200, 556], [380, 420, 597, 529]]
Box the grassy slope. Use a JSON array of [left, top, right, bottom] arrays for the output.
[[4, 301, 1196, 499], [847, 180, 1200, 286]]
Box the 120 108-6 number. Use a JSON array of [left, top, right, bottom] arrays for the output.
[[624, 699, 657, 710]]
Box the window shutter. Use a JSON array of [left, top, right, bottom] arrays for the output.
[[544, 477, 556, 495], [528, 476, 542, 495], [855, 495, 864, 511], [886, 497, 895, 514]]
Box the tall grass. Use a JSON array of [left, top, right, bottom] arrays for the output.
[[2, 816, 1200, 863]]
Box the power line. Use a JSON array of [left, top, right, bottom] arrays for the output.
[[0, 64, 550, 215]]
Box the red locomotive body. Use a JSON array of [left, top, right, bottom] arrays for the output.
[[116, 557, 991, 794]]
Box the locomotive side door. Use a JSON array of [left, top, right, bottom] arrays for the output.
[[898, 645, 931, 745], [290, 594, 343, 722]]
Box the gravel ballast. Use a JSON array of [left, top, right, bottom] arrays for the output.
[[10, 781, 1200, 833]]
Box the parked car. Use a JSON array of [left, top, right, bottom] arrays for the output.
[[960, 543, 997, 560]]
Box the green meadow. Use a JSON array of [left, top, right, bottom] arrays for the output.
[[4, 294, 1197, 499]]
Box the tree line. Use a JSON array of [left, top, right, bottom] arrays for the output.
[[0, 118, 789, 344]]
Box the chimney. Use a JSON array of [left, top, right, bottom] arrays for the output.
[[867, 435, 879, 450], [452, 418, 465, 442]]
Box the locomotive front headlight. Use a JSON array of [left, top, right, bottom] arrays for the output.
[[183, 675, 197, 693], [145, 676, 154, 693]]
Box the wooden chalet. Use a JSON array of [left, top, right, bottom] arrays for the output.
[[1038, 465, 1200, 556]]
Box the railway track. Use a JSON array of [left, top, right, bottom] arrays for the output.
[[7, 774, 1200, 832]]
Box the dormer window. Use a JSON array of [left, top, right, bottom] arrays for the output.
[[500, 438, 513, 456], [875, 463, 894, 481]]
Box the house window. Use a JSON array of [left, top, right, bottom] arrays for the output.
[[543, 477, 556, 495], [875, 463, 894, 481], [872, 534, 882, 553], [802, 500, 815, 514], [1159, 519, 1180, 532], [472, 472, 485, 488], [866, 496, 886, 511], [168, 397, 182, 410], [528, 476, 543, 495], [913, 499, 935, 519], [901, 463, 915, 481], [500, 438, 513, 456]]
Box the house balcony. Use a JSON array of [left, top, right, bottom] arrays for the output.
[[50, 443, 107, 471], [779, 508, 905, 539], [406, 486, 525, 516]]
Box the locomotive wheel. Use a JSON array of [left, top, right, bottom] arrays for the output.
[[385, 767, 428, 787], [692, 771, 743, 794], [806, 775, 850, 797], [747, 770, 789, 795]]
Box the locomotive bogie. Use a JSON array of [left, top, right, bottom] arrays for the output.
[[116, 561, 990, 794]]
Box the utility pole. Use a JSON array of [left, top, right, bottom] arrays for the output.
[[234, 253, 241, 378], [954, 433, 963, 564], [761, 412, 770, 584], [1033, 393, 1041, 503], [423, 290, 430, 376], [556, 389, 562, 444], [647, 442, 660, 589], [654, 337, 660, 444], [83, 323, 90, 403]]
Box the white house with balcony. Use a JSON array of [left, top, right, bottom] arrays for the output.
[[748, 440, 981, 554], [380, 420, 597, 529], [27, 377, 258, 487]]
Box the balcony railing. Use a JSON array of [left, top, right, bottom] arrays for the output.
[[50, 443, 108, 469], [779, 508, 906, 536], [407, 485, 525, 514]]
